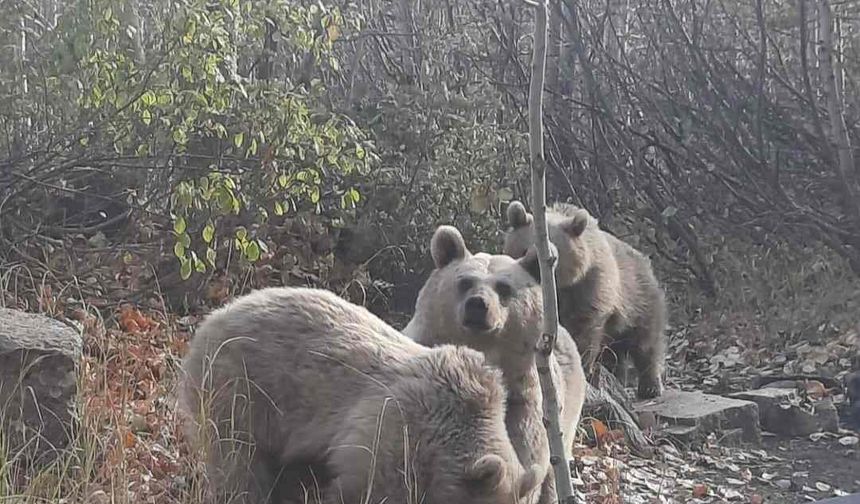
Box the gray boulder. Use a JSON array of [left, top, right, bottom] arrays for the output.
[[0, 307, 81, 467], [729, 386, 839, 437], [634, 389, 762, 445]]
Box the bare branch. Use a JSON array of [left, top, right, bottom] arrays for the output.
[[527, 1, 576, 502]]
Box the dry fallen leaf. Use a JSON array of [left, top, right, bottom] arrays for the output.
[[591, 418, 609, 440], [804, 380, 827, 399], [692, 483, 709, 497], [837, 436, 859, 446], [123, 430, 137, 449]]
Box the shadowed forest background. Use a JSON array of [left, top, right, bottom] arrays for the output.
[[1, 0, 859, 502]]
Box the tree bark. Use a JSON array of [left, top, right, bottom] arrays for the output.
[[527, 1, 575, 502], [817, 0, 859, 222]]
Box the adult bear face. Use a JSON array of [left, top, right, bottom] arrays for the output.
[[428, 226, 544, 350]]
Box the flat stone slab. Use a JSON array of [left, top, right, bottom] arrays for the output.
[[730, 387, 839, 438], [0, 308, 81, 467], [635, 389, 761, 444]]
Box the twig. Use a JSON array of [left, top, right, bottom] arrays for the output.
[[526, 1, 576, 502]]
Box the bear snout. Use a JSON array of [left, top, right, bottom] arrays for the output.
[[463, 296, 492, 330]]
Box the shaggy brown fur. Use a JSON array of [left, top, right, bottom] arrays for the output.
[[179, 287, 542, 504], [404, 226, 586, 504], [504, 201, 667, 399]]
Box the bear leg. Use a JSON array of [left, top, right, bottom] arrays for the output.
[[536, 469, 560, 504], [577, 323, 607, 387], [628, 328, 665, 399], [599, 338, 634, 386]]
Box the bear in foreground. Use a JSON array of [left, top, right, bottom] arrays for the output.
[[503, 200, 667, 399], [179, 287, 542, 504], [404, 226, 586, 504]]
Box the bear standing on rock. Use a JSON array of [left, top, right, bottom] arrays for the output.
[[404, 225, 586, 504], [179, 287, 542, 504], [503, 200, 668, 399]]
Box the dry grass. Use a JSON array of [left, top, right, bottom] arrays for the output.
[[0, 274, 206, 503]]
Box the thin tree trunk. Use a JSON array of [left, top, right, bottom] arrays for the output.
[[125, 0, 145, 66], [547, 0, 562, 107], [817, 0, 859, 221], [799, 0, 828, 163], [527, 1, 575, 502]]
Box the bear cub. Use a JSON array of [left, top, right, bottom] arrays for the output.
[[504, 200, 668, 399], [179, 286, 541, 504]]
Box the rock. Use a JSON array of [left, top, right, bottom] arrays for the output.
[[0, 308, 81, 467], [774, 479, 792, 490], [814, 494, 860, 503], [729, 388, 839, 437], [634, 389, 761, 444]]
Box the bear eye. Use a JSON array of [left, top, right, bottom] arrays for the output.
[[495, 281, 513, 299], [457, 277, 475, 293]]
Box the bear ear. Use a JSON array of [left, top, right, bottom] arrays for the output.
[[517, 463, 544, 499], [517, 243, 557, 283], [465, 454, 505, 491], [506, 201, 533, 229], [560, 209, 589, 237], [518, 247, 542, 283], [431, 225, 469, 268]]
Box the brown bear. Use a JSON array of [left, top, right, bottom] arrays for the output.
[[404, 226, 586, 504], [503, 200, 667, 399], [179, 286, 542, 504]]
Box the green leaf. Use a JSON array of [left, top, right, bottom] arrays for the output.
[[174, 216, 187, 235], [274, 201, 285, 216], [278, 174, 288, 188], [214, 123, 227, 139], [310, 187, 320, 204], [173, 242, 186, 258], [202, 223, 215, 243], [194, 258, 206, 273], [355, 143, 366, 160], [180, 259, 192, 280], [172, 127, 188, 145], [141, 90, 156, 106], [233, 132, 244, 149], [206, 247, 217, 267], [141, 109, 152, 126], [235, 226, 247, 241], [349, 188, 360, 203], [217, 189, 233, 213], [245, 241, 261, 262], [180, 232, 191, 248]]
